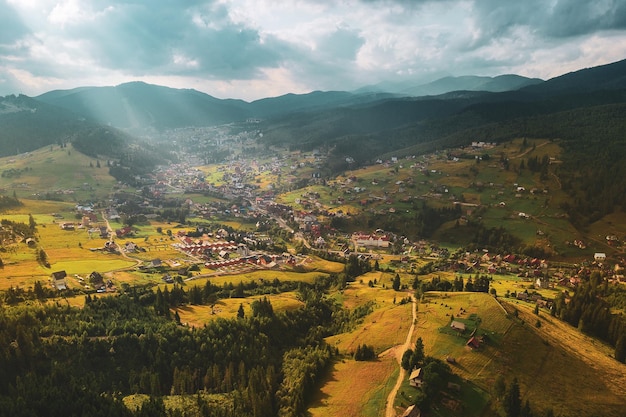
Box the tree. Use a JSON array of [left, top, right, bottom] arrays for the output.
[[401, 349, 413, 370], [37, 249, 50, 268], [237, 303, 245, 319], [354, 344, 376, 361], [392, 273, 401, 291], [411, 337, 425, 369], [494, 374, 506, 400], [521, 399, 533, 417], [251, 296, 274, 318], [33, 280, 45, 300], [206, 293, 218, 315], [504, 377, 522, 417], [412, 276, 420, 290]]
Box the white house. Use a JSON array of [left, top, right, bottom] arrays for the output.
[[594, 253, 607, 262]]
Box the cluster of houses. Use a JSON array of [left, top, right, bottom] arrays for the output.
[[50, 270, 111, 292], [353, 232, 391, 248], [171, 231, 297, 272]]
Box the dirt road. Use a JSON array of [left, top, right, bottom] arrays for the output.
[[384, 293, 417, 417]]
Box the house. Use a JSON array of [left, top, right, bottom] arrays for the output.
[[594, 253, 606, 262], [466, 336, 481, 349], [535, 276, 550, 289], [409, 368, 424, 388], [59, 222, 75, 230], [400, 404, 421, 417], [124, 241, 138, 252], [450, 320, 466, 332], [89, 271, 104, 286], [99, 226, 110, 238], [148, 259, 162, 268], [51, 270, 67, 290], [115, 227, 133, 238]]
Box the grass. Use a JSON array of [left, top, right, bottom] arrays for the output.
[[0, 144, 115, 201], [186, 269, 327, 287], [312, 279, 414, 417], [123, 393, 231, 414], [308, 357, 397, 417], [175, 291, 304, 325], [497, 300, 626, 417]]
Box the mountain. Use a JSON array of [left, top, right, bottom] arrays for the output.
[[36, 81, 251, 131], [0, 94, 99, 156], [357, 74, 543, 96], [520, 58, 626, 95], [35, 82, 401, 131], [248, 90, 399, 119], [401, 74, 543, 96]]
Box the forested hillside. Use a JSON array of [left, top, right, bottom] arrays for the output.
[[0, 277, 351, 417]]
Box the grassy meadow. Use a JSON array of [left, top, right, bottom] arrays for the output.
[[0, 144, 115, 201]]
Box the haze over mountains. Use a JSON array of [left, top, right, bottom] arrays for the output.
[[0, 57, 625, 162], [33, 73, 544, 130]]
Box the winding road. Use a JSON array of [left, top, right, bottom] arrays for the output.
[[384, 293, 417, 417]]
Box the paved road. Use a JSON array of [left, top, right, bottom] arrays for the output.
[[384, 293, 417, 417]]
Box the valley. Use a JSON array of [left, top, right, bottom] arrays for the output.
[[1, 130, 625, 417], [1, 59, 626, 417]]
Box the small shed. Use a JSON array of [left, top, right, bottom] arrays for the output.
[[400, 404, 421, 417], [467, 336, 481, 349], [450, 320, 466, 332], [594, 253, 606, 262], [409, 368, 424, 388]]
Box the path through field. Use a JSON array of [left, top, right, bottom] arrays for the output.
[[384, 293, 417, 417]]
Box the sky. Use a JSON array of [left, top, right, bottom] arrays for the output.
[[1, 0, 626, 101]]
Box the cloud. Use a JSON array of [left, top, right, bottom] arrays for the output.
[[0, 0, 625, 99], [0, 0, 30, 51], [45, 1, 290, 79], [471, 0, 626, 42]]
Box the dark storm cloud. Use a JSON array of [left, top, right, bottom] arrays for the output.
[[358, 0, 626, 39], [472, 0, 626, 41], [0, 0, 30, 48], [547, 0, 626, 37], [59, 0, 292, 79]]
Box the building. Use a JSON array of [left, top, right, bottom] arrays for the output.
[[450, 320, 466, 332], [400, 405, 421, 417], [409, 368, 424, 388], [51, 270, 67, 290]]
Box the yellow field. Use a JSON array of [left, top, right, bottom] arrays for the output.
[[175, 291, 304, 325], [186, 269, 327, 287], [311, 277, 414, 417], [301, 257, 345, 274], [327, 296, 412, 354], [309, 357, 397, 417], [498, 299, 626, 417]]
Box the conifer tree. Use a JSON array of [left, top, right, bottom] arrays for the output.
[[504, 377, 522, 417]]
